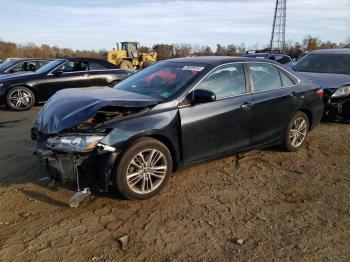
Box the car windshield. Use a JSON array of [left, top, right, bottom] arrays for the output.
[[36, 60, 65, 74], [293, 54, 350, 75], [113, 61, 207, 99], [0, 60, 17, 71]]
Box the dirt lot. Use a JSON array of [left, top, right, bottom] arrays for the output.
[[0, 107, 349, 261]]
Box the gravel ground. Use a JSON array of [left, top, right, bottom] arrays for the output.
[[0, 107, 349, 261]]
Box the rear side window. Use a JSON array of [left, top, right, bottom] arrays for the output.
[[248, 63, 282, 91], [280, 71, 295, 87], [195, 64, 246, 98], [89, 62, 108, 70]]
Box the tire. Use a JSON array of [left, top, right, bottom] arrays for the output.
[[114, 137, 173, 200], [282, 111, 309, 152], [6, 86, 35, 111], [119, 60, 133, 70]]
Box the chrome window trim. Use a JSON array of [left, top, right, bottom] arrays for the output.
[[179, 60, 301, 105]]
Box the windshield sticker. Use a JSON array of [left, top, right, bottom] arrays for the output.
[[182, 66, 204, 72]]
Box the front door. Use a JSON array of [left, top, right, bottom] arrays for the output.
[[179, 63, 254, 164]]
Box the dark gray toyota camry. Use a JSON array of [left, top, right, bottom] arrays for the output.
[[32, 56, 324, 206]]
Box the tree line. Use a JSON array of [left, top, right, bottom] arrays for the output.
[[0, 36, 349, 61]]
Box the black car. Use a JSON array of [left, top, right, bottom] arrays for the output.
[[244, 53, 295, 68], [32, 56, 324, 205], [0, 58, 52, 76], [0, 58, 132, 111], [293, 49, 350, 121]]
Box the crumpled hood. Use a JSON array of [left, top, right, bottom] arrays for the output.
[[296, 72, 350, 89], [35, 86, 160, 134]]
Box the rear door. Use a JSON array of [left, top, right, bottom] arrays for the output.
[[179, 63, 254, 164], [247, 62, 300, 145], [86, 61, 115, 86]]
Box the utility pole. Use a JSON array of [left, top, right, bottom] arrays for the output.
[[270, 0, 287, 53]]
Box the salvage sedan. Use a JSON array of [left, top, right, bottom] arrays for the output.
[[293, 49, 350, 121], [32, 57, 324, 205], [0, 58, 131, 111]]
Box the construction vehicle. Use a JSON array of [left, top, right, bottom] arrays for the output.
[[107, 42, 157, 70]]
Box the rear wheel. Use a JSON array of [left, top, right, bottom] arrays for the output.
[[282, 111, 309, 152], [114, 137, 173, 200], [6, 86, 35, 111], [119, 60, 133, 70]]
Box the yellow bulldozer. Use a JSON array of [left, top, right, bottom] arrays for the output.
[[107, 42, 157, 70]]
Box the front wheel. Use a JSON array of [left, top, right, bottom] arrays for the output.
[[282, 111, 309, 152], [6, 86, 35, 111], [114, 137, 173, 200]]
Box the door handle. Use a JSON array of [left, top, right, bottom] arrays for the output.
[[83, 74, 90, 77], [241, 102, 253, 110]]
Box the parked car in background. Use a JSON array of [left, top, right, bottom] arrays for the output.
[[0, 57, 132, 111], [0, 58, 52, 76], [293, 49, 350, 121], [32, 56, 324, 204], [244, 53, 295, 68]]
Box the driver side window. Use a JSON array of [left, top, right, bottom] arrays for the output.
[[195, 64, 246, 99], [56, 61, 88, 72]]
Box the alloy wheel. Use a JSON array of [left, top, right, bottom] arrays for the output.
[[126, 149, 167, 194], [9, 89, 33, 110], [289, 117, 307, 148]]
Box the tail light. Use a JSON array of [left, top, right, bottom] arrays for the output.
[[315, 88, 324, 97]]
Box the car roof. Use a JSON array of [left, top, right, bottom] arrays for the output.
[[164, 56, 276, 66], [309, 48, 350, 55]]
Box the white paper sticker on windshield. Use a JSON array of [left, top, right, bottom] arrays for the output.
[[182, 66, 205, 71]]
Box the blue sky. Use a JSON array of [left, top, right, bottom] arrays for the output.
[[0, 0, 349, 50]]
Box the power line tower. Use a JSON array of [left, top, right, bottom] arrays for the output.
[[269, 0, 287, 53]]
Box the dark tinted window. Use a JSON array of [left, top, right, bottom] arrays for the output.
[[195, 64, 246, 98], [248, 63, 282, 91], [89, 62, 108, 70], [293, 54, 350, 75], [57, 61, 88, 72], [275, 55, 292, 64]]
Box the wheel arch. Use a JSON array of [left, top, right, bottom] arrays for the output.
[[6, 84, 37, 98], [298, 108, 313, 130], [117, 133, 180, 172]]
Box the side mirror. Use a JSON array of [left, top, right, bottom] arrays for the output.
[[190, 89, 216, 104], [53, 70, 63, 77]]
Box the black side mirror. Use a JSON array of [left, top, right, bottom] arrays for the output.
[[53, 70, 63, 77], [190, 89, 216, 104]]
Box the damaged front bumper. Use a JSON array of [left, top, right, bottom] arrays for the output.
[[324, 95, 350, 121], [33, 129, 120, 194]]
